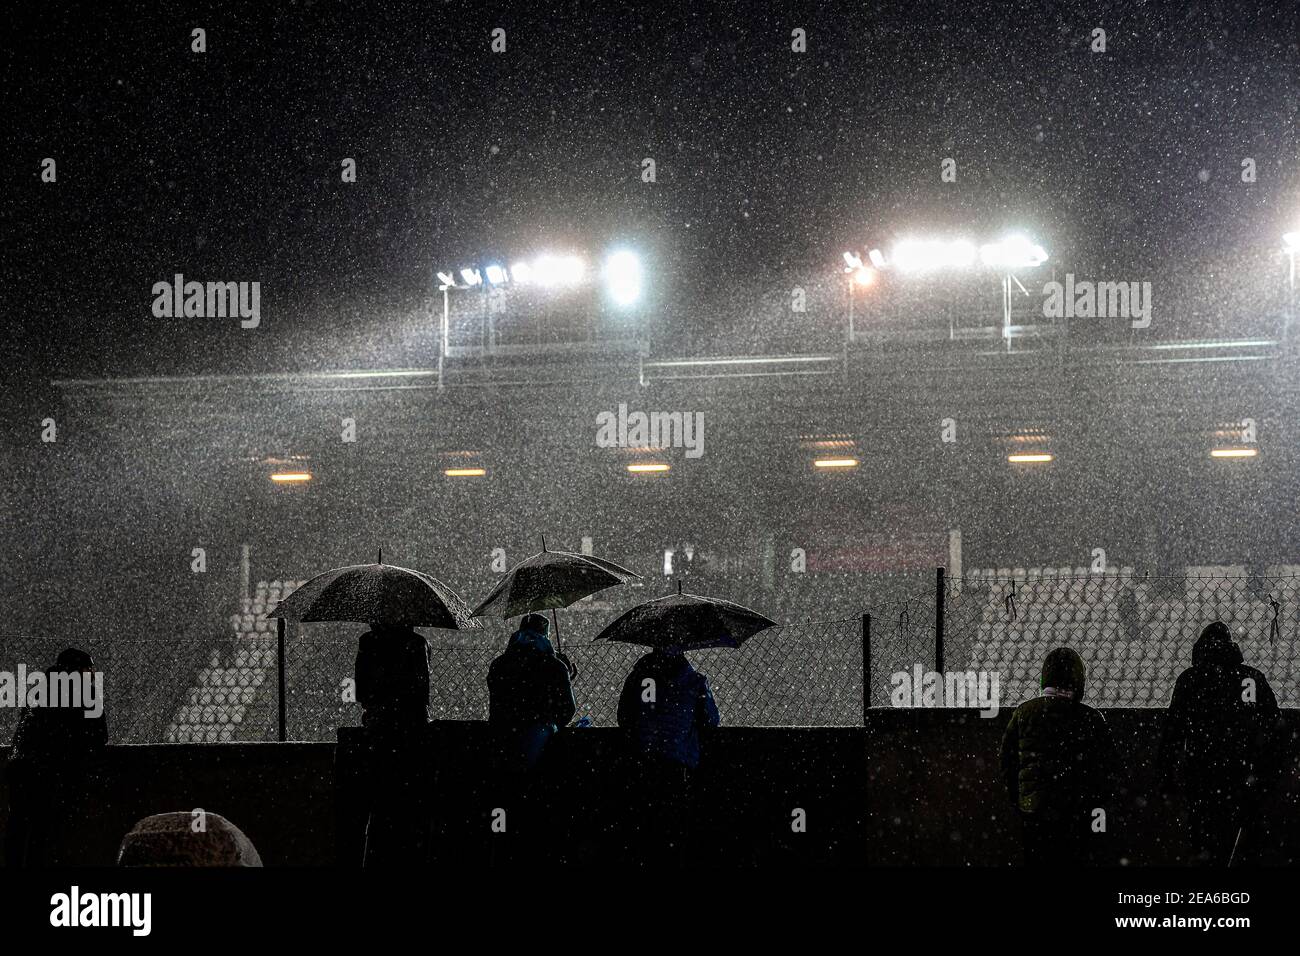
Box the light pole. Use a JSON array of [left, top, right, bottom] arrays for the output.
[[841, 251, 877, 345], [842, 234, 1047, 348]]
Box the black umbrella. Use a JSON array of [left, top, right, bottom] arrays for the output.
[[268, 554, 481, 629], [593, 582, 777, 651], [472, 544, 638, 619], [471, 538, 639, 655]]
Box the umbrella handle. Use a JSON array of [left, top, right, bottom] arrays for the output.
[[551, 609, 578, 680]]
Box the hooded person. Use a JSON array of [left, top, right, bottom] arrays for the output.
[[1000, 647, 1120, 866], [5, 647, 107, 867], [487, 613, 577, 774], [1159, 621, 1282, 865]]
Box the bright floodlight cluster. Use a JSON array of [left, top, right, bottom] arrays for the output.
[[438, 248, 643, 306], [843, 233, 1050, 275], [439, 253, 585, 291], [602, 249, 644, 306]]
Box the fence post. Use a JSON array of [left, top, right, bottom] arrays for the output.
[[277, 616, 287, 742], [935, 566, 946, 675], [861, 613, 872, 724]]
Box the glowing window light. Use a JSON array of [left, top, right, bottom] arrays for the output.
[[1210, 448, 1258, 459], [813, 458, 859, 468], [627, 463, 670, 473]]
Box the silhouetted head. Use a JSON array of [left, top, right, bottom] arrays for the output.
[[1041, 647, 1086, 700], [53, 647, 95, 674], [520, 613, 549, 636], [1193, 621, 1243, 667]]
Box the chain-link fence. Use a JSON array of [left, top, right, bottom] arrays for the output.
[[874, 569, 1300, 709], [266, 617, 865, 741], [7, 568, 1297, 745]]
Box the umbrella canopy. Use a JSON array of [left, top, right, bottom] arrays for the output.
[[267, 563, 481, 629], [472, 549, 639, 619], [593, 590, 777, 651]]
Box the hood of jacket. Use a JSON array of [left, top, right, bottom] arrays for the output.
[[508, 626, 555, 656], [1192, 622, 1243, 668]]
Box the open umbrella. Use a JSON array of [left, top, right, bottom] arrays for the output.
[[471, 539, 639, 656], [594, 582, 776, 651], [472, 543, 638, 619], [268, 554, 480, 629]]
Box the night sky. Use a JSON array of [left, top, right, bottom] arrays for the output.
[[5, 1, 1299, 380]]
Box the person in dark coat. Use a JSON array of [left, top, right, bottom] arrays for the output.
[[1158, 621, 1282, 865], [5, 648, 107, 867], [354, 624, 432, 730], [487, 614, 577, 773], [485, 614, 576, 863], [617, 646, 721, 865], [351, 624, 432, 867], [1000, 647, 1120, 866]]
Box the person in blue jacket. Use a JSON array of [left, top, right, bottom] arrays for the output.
[[617, 645, 721, 864]]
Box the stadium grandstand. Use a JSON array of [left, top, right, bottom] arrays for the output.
[[4, 236, 1297, 743]]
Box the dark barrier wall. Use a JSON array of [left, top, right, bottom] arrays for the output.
[[0, 727, 867, 866], [865, 710, 1300, 866], [0, 743, 337, 866], [2, 714, 1296, 866]]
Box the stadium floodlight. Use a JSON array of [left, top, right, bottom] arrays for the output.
[[436, 271, 457, 289], [270, 472, 312, 482], [893, 238, 977, 273], [459, 268, 483, 287], [868, 248, 886, 268], [627, 462, 670, 473], [510, 261, 533, 284], [1210, 448, 1258, 459], [842, 251, 863, 270], [444, 467, 488, 476], [603, 249, 643, 306], [852, 266, 876, 287], [532, 254, 585, 287], [813, 458, 858, 468], [1284, 232, 1300, 251], [484, 265, 507, 285], [980, 234, 1049, 270], [1007, 453, 1053, 463]]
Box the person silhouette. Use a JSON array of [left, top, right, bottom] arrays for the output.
[[1000, 647, 1120, 866], [5, 648, 106, 867], [617, 645, 720, 865], [486, 613, 576, 863], [351, 623, 432, 867], [1159, 621, 1282, 865]]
